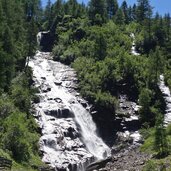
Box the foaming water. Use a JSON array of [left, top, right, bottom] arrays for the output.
[[29, 51, 110, 170], [158, 75, 171, 125]]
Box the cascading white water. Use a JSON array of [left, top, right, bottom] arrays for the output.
[[29, 51, 110, 170], [120, 33, 142, 145], [71, 104, 110, 159], [158, 75, 171, 125], [130, 33, 140, 56]]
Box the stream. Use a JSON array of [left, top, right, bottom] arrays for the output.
[[158, 75, 171, 125]]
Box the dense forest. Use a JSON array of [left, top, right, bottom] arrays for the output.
[[0, 0, 171, 170]]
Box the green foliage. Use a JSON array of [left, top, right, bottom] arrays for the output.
[[0, 69, 41, 167], [10, 70, 33, 114], [154, 113, 169, 157], [0, 95, 14, 119], [0, 0, 40, 91], [143, 160, 158, 171], [88, 0, 107, 25], [0, 0, 170, 168], [2, 112, 31, 161], [139, 88, 152, 123]]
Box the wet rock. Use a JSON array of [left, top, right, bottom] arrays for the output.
[[44, 108, 73, 118], [42, 85, 51, 92], [86, 157, 112, 171], [91, 111, 97, 115], [41, 77, 46, 80], [78, 99, 88, 108], [39, 166, 55, 171], [54, 98, 62, 103], [54, 81, 62, 86]]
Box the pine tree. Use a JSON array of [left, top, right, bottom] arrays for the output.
[[88, 0, 107, 25], [106, 0, 118, 19], [53, 0, 64, 17], [115, 8, 125, 25], [136, 0, 152, 23], [148, 47, 163, 85], [154, 113, 168, 157], [139, 88, 152, 123], [132, 4, 137, 21], [94, 31, 107, 60], [121, 1, 129, 23], [163, 13, 171, 40], [44, 0, 52, 29]]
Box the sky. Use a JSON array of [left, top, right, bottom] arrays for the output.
[[42, 0, 171, 16]]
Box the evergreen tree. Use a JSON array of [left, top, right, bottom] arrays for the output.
[[163, 13, 171, 40], [53, 0, 64, 17], [94, 31, 107, 60], [44, 0, 52, 29], [88, 0, 107, 25], [128, 6, 133, 22], [106, 0, 118, 19], [154, 113, 168, 157], [148, 47, 163, 84], [139, 88, 152, 123], [132, 4, 137, 21], [121, 1, 129, 23], [136, 0, 152, 23], [115, 8, 125, 25]]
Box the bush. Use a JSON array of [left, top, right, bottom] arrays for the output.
[[2, 112, 30, 161], [143, 160, 157, 171], [0, 95, 14, 119], [10, 72, 32, 114]]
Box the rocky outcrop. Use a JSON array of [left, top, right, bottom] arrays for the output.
[[105, 146, 151, 171], [115, 95, 142, 145], [86, 157, 112, 171], [37, 31, 54, 52]]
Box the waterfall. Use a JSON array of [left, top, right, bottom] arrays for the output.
[[158, 75, 171, 125], [130, 33, 140, 56], [29, 51, 110, 171], [71, 104, 110, 159]]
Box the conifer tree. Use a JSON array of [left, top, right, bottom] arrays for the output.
[[88, 0, 107, 25], [154, 113, 168, 157], [115, 8, 125, 25], [44, 0, 52, 29], [132, 4, 137, 21], [121, 1, 129, 23], [136, 0, 152, 23], [106, 0, 118, 19]]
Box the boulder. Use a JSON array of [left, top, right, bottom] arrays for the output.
[[86, 157, 112, 171]]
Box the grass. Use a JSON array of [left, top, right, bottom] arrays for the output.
[[140, 125, 171, 171]]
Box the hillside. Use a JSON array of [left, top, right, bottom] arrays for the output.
[[0, 0, 171, 170]]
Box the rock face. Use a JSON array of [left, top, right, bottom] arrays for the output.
[[37, 32, 54, 52], [29, 51, 110, 171], [116, 95, 142, 145], [158, 75, 171, 125], [105, 145, 151, 171]]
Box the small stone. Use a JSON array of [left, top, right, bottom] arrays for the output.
[[140, 161, 144, 165], [54, 81, 62, 85]]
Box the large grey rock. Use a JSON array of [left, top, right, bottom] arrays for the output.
[[86, 157, 112, 171]]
